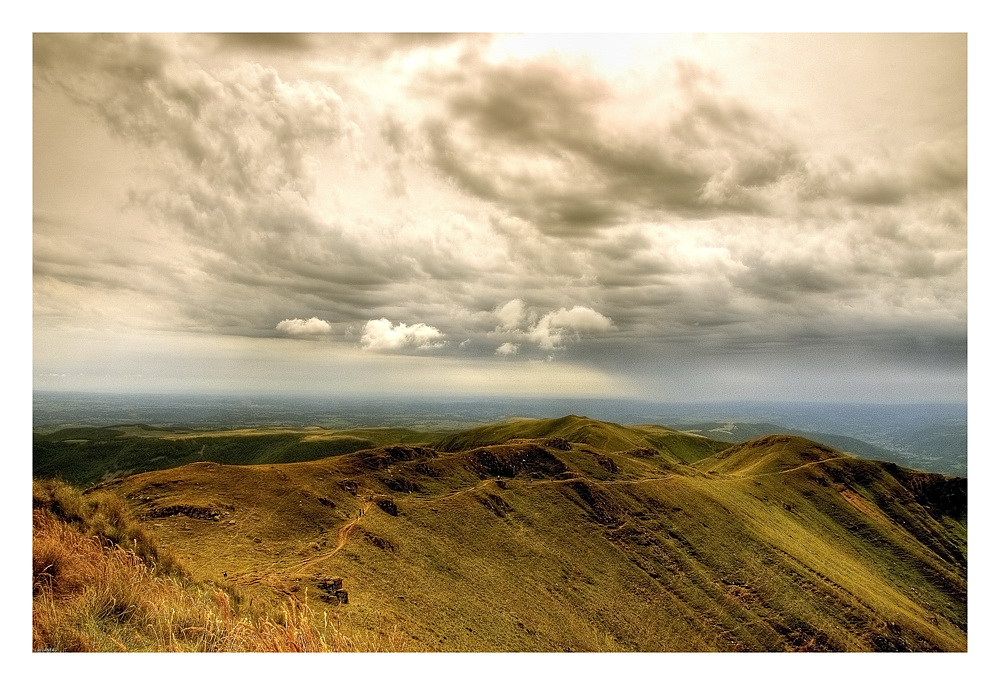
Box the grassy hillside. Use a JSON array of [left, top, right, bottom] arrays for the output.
[[677, 421, 902, 463], [32, 416, 726, 488], [697, 435, 847, 476], [75, 417, 966, 652], [434, 415, 729, 463], [33, 425, 447, 487]]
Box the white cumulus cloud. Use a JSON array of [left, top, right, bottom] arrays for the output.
[[529, 307, 613, 350], [492, 301, 614, 351], [545, 306, 615, 332], [360, 318, 445, 351], [495, 342, 520, 356], [494, 298, 529, 331], [276, 317, 333, 337]]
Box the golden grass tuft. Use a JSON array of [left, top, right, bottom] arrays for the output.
[[32, 479, 406, 652], [33, 478, 185, 576]]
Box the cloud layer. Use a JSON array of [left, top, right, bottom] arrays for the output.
[[32, 33, 967, 400], [420, 54, 804, 234]]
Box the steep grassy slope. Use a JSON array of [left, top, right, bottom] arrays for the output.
[[93, 418, 966, 652], [629, 424, 733, 464]]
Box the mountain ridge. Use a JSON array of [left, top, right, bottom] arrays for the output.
[[54, 415, 967, 652]]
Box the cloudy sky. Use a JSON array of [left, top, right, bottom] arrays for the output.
[[32, 32, 967, 402]]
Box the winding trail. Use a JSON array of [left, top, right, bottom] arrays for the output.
[[727, 455, 852, 480], [286, 498, 375, 574]]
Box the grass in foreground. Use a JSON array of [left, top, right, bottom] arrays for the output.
[[32, 479, 405, 652]]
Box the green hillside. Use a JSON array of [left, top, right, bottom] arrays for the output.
[[69, 417, 966, 652], [33, 425, 447, 487], [434, 415, 729, 463], [33, 416, 728, 488], [698, 435, 846, 476], [678, 421, 902, 463], [629, 424, 733, 464]]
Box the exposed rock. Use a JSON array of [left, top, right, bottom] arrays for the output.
[[468, 444, 567, 480], [478, 493, 512, 517], [316, 577, 349, 605], [356, 445, 439, 471], [317, 577, 343, 592], [381, 474, 422, 493], [568, 481, 620, 527], [375, 497, 398, 516], [596, 455, 619, 473], [146, 504, 222, 520], [415, 461, 441, 477], [363, 531, 395, 551]]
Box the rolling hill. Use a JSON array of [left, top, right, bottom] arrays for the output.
[[434, 415, 730, 466], [40, 415, 966, 652], [33, 424, 448, 487], [676, 422, 902, 463]]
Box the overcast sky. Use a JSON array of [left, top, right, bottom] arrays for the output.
[[32, 32, 967, 402]]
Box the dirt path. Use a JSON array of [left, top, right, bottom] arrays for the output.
[[285, 497, 375, 574], [734, 455, 851, 479]]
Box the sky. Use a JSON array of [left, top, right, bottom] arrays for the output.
[[31, 31, 968, 402]]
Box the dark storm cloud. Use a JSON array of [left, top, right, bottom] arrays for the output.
[[731, 254, 852, 302], [34, 33, 169, 84], [797, 138, 967, 207], [38, 34, 961, 348], [36, 34, 347, 204], [417, 53, 804, 235], [209, 33, 475, 67], [538, 192, 967, 373], [212, 33, 317, 53], [32, 209, 206, 326]]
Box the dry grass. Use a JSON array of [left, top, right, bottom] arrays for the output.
[[32, 479, 406, 652], [33, 478, 185, 576], [98, 430, 966, 652], [36, 419, 967, 652]]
